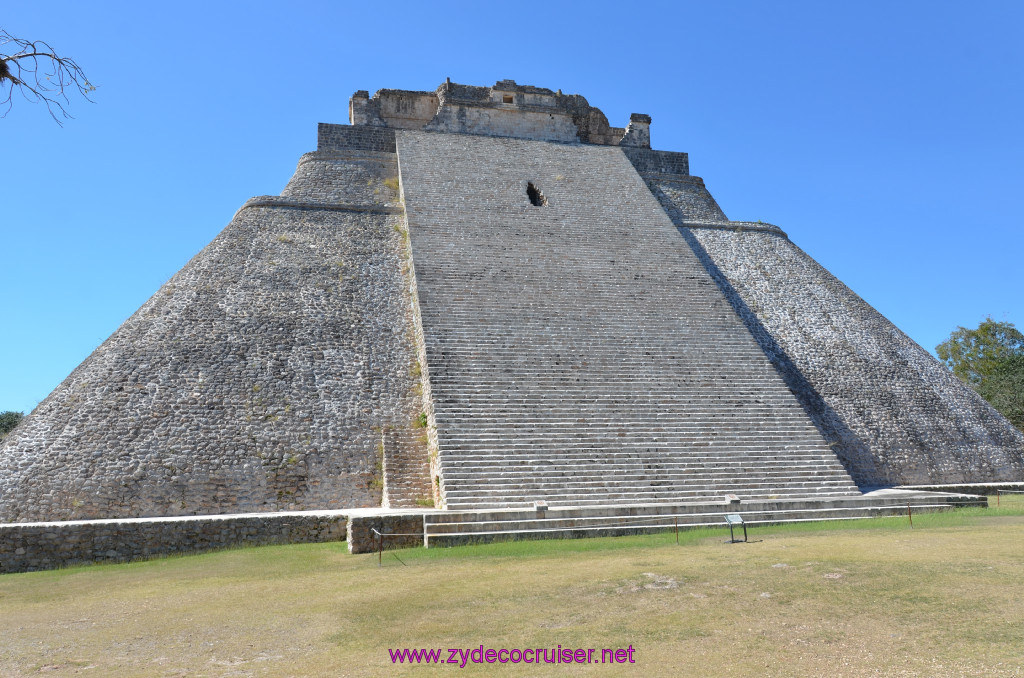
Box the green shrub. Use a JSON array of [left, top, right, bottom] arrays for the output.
[[0, 410, 24, 439]]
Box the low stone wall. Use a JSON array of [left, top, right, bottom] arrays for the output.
[[897, 482, 1024, 496], [621, 147, 690, 176], [0, 511, 347, 574], [347, 513, 426, 554]]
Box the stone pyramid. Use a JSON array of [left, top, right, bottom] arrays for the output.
[[2, 79, 1021, 523]]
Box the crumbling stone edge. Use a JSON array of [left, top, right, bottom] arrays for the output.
[[238, 195, 404, 215]]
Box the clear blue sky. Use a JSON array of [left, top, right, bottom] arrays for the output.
[[3, 1, 1022, 415]]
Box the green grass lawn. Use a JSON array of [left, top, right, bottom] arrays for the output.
[[2, 503, 1024, 677]]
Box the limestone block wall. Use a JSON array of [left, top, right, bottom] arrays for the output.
[[0, 130, 430, 522], [673, 224, 1024, 486], [371, 90, 440, 129], [645, 178, 729, 224], [346, 81, 647, 147], [346, 512, 425, 553], [317, 123, 396, 153], [622, 147, 728, 223], [282, 150, 399, 205], [0, 511, 347, 574], [620, 114, 652, 148], [621, 148, 691, 177], [425, 105, 581, 143]]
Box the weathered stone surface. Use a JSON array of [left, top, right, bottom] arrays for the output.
[[668, 222, 1024, 486], [396, 130, 860, 509], [347, 512, 426, 553], [350, 79, 645, 147], [623, 147, 727, 223], [0, 131, 430, 522], [0, 511, 347, 574], [1, 78, 1019, 540]]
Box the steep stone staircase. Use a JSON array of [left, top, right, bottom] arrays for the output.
[[381, 427, 433, 508], [396, 130, 861, 510]]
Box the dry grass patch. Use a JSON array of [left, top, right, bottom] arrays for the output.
[[1, 509, 1023, 676]]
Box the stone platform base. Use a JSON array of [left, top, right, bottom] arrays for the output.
[[0, 490, 987, 573], [352, 489, 985, 552]]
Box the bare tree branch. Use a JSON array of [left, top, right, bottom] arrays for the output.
[[1, 28, 96, 126]]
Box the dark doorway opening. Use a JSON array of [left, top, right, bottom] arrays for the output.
[[527, 182, 547, 207]]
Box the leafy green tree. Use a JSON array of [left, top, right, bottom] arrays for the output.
[[0, 410, 24, 439], [937, 318, 1024, 429], [974, 355, 1024, 430]]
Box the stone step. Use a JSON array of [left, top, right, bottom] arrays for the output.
[[440, 454, 848, 464], [442, 478, 857, 494], [438, 449, 844, 458], [395, 131, 859, 508], [441, 487, 859, 504], [433, 404, 821, 412], [439, 474, 855, 487], [381, 427, 433, 509], [421, 492, 985, 546], [428, 494, 925, 524], [426, 504, 923, 534], [440, 468, 851, 479], [441, 472, 856, 485], [436, 434, 830, 443], [442, 488, 863, 510], [438, 448, 840, 458], [441, 463, 847, 474], [438, 442, 835, 452], [441, 465, 847, 474], [424, 507, 927, 545]]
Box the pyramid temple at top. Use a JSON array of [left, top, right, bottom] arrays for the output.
[[2, 79, 1022, 522]]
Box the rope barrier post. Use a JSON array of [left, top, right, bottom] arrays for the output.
[[675, 517, 679, 545], [997, 490, 1001, 508], [907, 503, 913, 528], [378, 528, 383, 568]]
